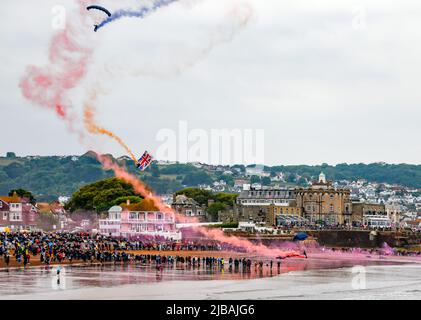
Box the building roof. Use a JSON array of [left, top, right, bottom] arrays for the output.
[[0, 194, 21, 203], [108, 205, 123, 212], [238, 187, 296, 200], [37, 202, 51, 214], [172, 195, 198, 206], [119, 199, 159, 211]]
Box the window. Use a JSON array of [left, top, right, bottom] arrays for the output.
[[129, 212, 138, 220], [3, 212, 7, 220], [0, 202, 2, 208], [329, 204, 334, 213], [10, 212, 22, 221]]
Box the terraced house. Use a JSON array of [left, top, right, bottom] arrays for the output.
[[0, 192, 38, 231]]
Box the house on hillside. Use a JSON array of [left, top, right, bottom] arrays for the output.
[[36, 200, 69, 230], [171, 194, 205, 222], [0, 192, 38, 231]]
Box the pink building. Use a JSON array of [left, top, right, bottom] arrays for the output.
[[99, 205, 181, 240]]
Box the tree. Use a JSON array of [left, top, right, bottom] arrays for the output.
[[206, 202, 226, 221], [176, 187, 238, 207], [182, 171, 213, 186], [286, 173, 296, 183], [250, 175, 261, 184], [213, 193, 238, 206], [9, 189, 36, 204], [175, 188, 213, 206], [65, 178, 137, 213], [297, 177, 308, 186], [217, 174, 234, 187], [112, 195, 143, 206], [4, 163, 25, 179], [231, 165, 245, 173], [141, 175, 183, 194], [150, 163, 161, 178], [262, 176, 271, 186], [6, 152, 16, 158], [160, 164, 198, 175]]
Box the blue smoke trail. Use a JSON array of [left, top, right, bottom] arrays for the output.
[[95, 0, 179, 31]]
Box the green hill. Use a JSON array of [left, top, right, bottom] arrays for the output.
[[0, 151, 419, 201]]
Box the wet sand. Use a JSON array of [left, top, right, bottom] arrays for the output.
[[61, 264, 421, 300], [0, 250, 248, 269], [1, 252, 420, 299]]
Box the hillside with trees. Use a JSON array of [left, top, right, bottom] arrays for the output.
[[0, 151, 419, 202]]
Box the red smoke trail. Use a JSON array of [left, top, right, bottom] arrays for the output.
[[98, 154, 303, 259], [19, 0, 93, 126]]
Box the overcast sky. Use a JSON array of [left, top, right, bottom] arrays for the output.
[[1, 0, 420, 165]]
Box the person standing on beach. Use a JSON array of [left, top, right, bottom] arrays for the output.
[[56, 266, 62, 285], [4, 252, 10, 267], [23, 253, 28, 267]]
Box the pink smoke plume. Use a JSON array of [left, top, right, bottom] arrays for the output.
[[98, 154, 303, 259], [19, 0, 93, 127]]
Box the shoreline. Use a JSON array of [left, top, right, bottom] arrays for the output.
[[2, 263, 421, 300], [0, 250, 250, 270], [2, 248, 421, 271]]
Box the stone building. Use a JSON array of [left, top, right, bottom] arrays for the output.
[[352, 202, 389, 228], [234, 185, 296, 224], [296, 172, 352, 225], [171, 194, 205, 222], [385, 203, 403, 226], [268, 201, 304, 226]]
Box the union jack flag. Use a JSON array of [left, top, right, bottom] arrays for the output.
[[136, 151, 153, 171]]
